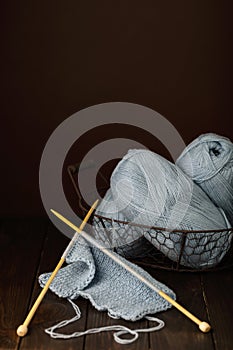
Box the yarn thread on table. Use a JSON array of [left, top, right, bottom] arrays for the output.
[[39, 236, 175, 344]]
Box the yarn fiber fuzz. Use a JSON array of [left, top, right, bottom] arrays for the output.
[[176, 133, 233, 226], [94, 147, 232, 268]]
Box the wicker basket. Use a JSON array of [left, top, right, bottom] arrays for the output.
[[67, 163, 233, 272]]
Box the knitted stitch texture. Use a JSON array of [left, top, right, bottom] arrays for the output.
[[39, 236, 175, 321]]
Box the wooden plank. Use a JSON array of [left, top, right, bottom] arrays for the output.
[[201, 268, 233, 350], [146, 268, 214, 350], [0, 219, 47, 350], [20, 223, 89, 350], [84, 303, 149, 350]]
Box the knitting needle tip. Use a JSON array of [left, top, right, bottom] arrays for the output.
[[50, 200, 99, 233], [50, 199, 99, 218]]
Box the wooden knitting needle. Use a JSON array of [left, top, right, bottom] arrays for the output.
[[51, 210, 211, 334], [17, 200, 99, 337]]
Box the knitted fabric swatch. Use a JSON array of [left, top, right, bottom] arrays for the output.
[[39, 236, 175, 319], [176, 133, 233, 226], [94, 149, 231, 268]]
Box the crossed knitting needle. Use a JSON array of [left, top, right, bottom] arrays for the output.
[[17, 199, 211, 337], [17, 200, 99, 337], [48, 208, 211, 333]]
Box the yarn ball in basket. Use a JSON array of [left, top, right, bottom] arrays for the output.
[[176, 133, 233, 226], [93, 188, 156, 259], [99, 149, 231, 268]]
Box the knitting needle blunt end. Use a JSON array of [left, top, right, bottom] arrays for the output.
[[199, 321, 211, 333], [16, 201, 99, 337], [17, 324, 28, 337]]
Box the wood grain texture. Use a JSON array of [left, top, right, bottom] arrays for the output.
[[0, 219, 47, 350], [201, 269, 233, 350], [20, 223, 89, 350], [146, 268, 213, 350], [1, 219, 233, 350]]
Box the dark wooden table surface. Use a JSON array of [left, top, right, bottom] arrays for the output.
[[0, 218, 232, 350]]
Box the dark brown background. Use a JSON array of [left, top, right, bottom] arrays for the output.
[[1, 1, 233, 217]]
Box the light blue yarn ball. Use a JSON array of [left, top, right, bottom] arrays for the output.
[[176, 133, 233, 226], [93, 188, 156, 258], [108, 149, 231, 268]]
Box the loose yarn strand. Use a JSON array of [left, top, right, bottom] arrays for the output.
[[45, 299, 164, 345]]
